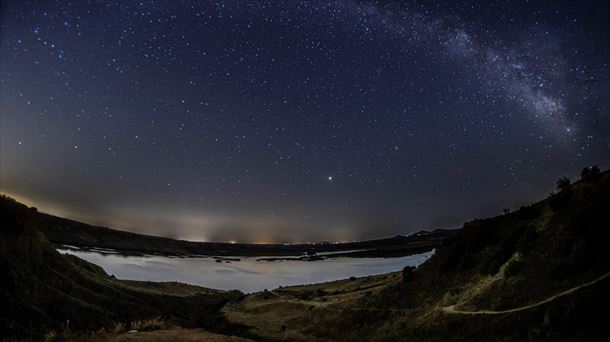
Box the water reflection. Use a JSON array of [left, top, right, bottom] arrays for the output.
[[58, 247, 434, 293]]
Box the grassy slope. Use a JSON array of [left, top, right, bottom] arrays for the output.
[[221, 273, 403, 341], [2, 171, 608, 341], [0, 197, 243, 340], [70, 328, 254, 342], [221, 171, 610, 341]]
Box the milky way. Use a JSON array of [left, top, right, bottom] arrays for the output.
[[1, 1, 609, 242], [343, 2, 573, 135]]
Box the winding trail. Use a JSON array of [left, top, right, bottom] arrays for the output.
[[237, 272, 610, 317], [441, 271, 610, 315]]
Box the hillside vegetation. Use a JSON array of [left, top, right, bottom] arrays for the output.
[[0, 196, 243, 340], [220, 169, 610, 341], [1, 169, 609, 341]]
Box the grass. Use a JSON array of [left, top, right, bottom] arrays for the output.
[[220, 273, 400, 341], [66, 328, 254, 342], [218, 171, 610, 341], [130, 317, 170, 331], [3, 170, 610, 341], [0, 195, 243, 340]]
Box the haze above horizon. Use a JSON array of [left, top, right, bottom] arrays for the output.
[[1, 1, 609, 243]]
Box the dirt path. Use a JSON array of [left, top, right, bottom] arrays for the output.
[[232, 271, 610, 318], [441, 271, 610, 315], [264, 272, 610, 315]]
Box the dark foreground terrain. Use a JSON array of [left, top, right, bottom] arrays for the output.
[[1, 170, 609, 341], [220, 170, 610, 341], [0, 195, 246, 341]]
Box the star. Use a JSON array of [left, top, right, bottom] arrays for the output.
[[0, 0, 607, 243]]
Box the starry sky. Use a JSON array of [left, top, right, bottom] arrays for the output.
[[1, 1, 609, 243]]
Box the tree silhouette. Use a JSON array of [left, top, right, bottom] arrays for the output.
[[581, 165, 601, 180], [556, 176, 571, 191], [590, 165, 601, 177]]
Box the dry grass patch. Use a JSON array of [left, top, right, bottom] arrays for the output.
[[130, 317, 170, 331]]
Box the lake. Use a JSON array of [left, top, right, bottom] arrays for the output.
[[57, 247, 435, 293]]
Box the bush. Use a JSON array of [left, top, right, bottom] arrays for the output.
[[519, 204, 541, 219], [556, 176, 571, 191], [549, 190, 571, 211], [581, 165, 601, 180], [516, 227, 538, 254], [402, 266, 415, 282], [504, 259, 523, 277], [478, 226, 525, 275], [130, 317, 168, 331]]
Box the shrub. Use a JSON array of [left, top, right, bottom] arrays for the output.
[[479, 226, 525, 275], [504, 259, 523, 277], [516, 227, 538, 254], [549, 190, 571, 211], [402, 266, 415, 282], [519, 204, 541, 219], [556, 176, 571, 191], [130, 317, 168, 331], [581, 165, 601, 180], [111, 322, 126, 333], [591, 165, 601, 177]]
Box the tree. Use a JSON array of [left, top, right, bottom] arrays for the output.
[[502, 208, 511, 215], [581, 165, 601, 180], [590, 165, 601, 177], [556, 176, 571, 191]]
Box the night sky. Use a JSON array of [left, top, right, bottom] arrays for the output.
[[1, 1, 609, 243]]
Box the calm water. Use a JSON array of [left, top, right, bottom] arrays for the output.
[[57, 247, 434, 293]]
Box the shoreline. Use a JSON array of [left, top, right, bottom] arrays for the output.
[[55, 242, 437, 260]]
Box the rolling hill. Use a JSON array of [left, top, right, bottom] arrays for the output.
[[1, 169, 609, 341], [36, 211, 455, 257], [0, 196, 243, 340], [219, 169, 610, 341]]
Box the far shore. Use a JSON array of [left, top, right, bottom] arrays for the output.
[[55, 243, 437, 260]]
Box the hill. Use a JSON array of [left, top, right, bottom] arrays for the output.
[[2, 169, 609, 341], [36, 212, 455, 257], [219, 169, 610, 341], [0, 196, 243, 340]]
